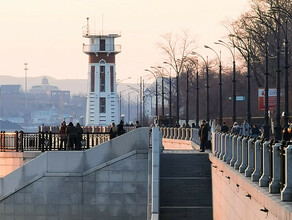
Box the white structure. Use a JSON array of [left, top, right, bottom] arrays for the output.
[[83, 18, 121, 126]]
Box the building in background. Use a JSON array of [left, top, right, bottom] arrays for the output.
[[83, 18, 121, 126]]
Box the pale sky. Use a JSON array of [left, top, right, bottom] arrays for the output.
[[0, 0, 249, 84]]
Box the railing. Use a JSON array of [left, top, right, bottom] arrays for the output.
[[0, 131, 110, 152], [213, 132, 292, 202], [83, 44, 121, 54]]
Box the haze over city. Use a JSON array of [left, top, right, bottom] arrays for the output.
[[0, 0, 249, 83]]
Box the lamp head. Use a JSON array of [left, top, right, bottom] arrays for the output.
[[204, 45, 210, 49]]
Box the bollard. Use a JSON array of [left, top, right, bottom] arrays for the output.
[[239, 136, 248, 173], [281, 145, 292, 201], [279, 142, 286, 191], [251, 139, 262, 182], [224, 134, 231, 164], [269, 143, 281, 193], [214, 133, 219, 157], [245, 138, 255, 177], [234, 136, 243, 170], [219, 133, 226, 160], [222, 134, 228, 162], [259, 141, 270, 187], [268, 140, 275, 184], [230, 135, 237, 167]]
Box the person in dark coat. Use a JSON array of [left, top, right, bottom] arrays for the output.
[[66, 122, 76, 150], [75, 123, 83, 150], [199, 120, 209, 152], [251, 124, 261, 138], [59, 121, 67, 150], [221, 122, 229, 133], [117, 120, 126, 136], [109, 122, 118, 139]]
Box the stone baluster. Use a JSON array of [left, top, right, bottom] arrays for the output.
[[245, 138, 255, 177], [281, 145, 292, 201], [269, 143, 281, 193], [173, 128, 178, 139], [219, 133, 225, 159], [259, 141, 270, 187], [169, 128, 174, 139], [181, 128, 186, 140], [177, 128, 182, 139], [230, 135, 237, 167], [185, 128, 190, 140], [239, 136, 248, 173], [251, 139, 262, 182], [224, 134, 232, 164], [234, 136, 243, 170], [214, 133, 219, 156]]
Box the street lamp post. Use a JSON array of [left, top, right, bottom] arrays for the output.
[[216, 40, 236, 123], [192, 52, 209, 122], [204, 45, 222, 125], [145, 69, 158, 118], [151, 66, 165, 117]]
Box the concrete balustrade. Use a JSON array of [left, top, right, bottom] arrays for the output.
[[281, 145, 292, 201], [213, 132, 292, 202], [251, 139, 262, 182], [269, 143, 281, 193], [239, 137, 248, 173], [259, 141, 270, 187], [245, 138, 255, 177], [177, 128, 182, 139], [230, 135, 237, 167], [234, 136, 242, 170], [173, 128, 178, 139], [185, 128, 190, 140], [169, 128, 174, 139], [180, 128, 185, 140]]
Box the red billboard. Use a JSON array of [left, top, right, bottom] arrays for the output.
[[258, 88, 277, 111]]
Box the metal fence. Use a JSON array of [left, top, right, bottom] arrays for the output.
[[0, 131, 110, 152]]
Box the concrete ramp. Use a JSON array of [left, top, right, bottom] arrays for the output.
[[0, 128, 150, 220]]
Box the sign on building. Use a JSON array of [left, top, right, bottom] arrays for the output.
[[258, 88, 277, 111]]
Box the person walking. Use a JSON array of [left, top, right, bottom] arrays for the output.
[[109, 122, 118, 139], [59, 121, 67, 150], [75, 123, 83, 150], [240, 120, 250, 136], [221, 122, 229, 133], [117, 120, 126, 136], [231, 122, 241, 135], [199, 120, 208, 152]]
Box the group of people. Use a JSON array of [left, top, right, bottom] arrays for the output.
[[198, 120, 210, 152], [59, 121, 83, 150], [109, 120, 142, 139]]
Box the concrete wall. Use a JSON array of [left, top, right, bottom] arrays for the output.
[[0, 128, 150, 220], [162, 139, 193, 150], [210, 154, 292, 220], [0, 152, 41, 177]]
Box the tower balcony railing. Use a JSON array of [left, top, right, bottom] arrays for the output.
[[83, 44, 121, 54], [82, 30, 121, 38]]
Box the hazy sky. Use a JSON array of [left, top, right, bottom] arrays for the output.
[[0, 0, 249, 84]]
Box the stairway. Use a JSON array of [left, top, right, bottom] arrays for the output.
[[160, 151, 213, 220]]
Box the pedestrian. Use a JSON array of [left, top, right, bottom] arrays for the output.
[[75, 123, 83, 150], [240, 120, 250, 136], [251, 123, 261, 138], [117, 120, 126, 136], [66, 122, 76, 150], [221, 122, 229, 133], [109, 122, 118, 139], [199, 120, 209, 152], [231, 122, 241, 135], [135, 121, 142, 129], [59, 121, 67, 150], [215, 123, 221, 132]]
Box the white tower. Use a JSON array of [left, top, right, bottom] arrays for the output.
[[83, 18, 121, 126]]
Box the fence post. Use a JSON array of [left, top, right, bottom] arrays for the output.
[[281, 145, 292, 201], [87, 131, 90, 149], [269, 143, 281, 193], [15, 131, 19, 152], [245, 138, 255, 177], [239, 137, 248, 173], [224, 134, 232, 164], [251, 139, 262, 182], [219, 133, 225, 160], [259, 140, 270, 187], [234, 136, 243, 170], [41, 131, 45, 152], [20, 131, 24, 152]]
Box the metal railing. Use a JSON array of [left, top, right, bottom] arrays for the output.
[[0, 131, 110, 152], [213, 132, 292, 202], [83, 44, 121, 53]]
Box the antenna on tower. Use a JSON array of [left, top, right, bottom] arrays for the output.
[[86, 17, 90, 35], [101, 10, 104, 35]]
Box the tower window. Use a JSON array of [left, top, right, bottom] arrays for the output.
[[100, 66, 105, 92], [100, 97, 106, 113], [90, 66, 95, 92], [100, 39, 105, 51]]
